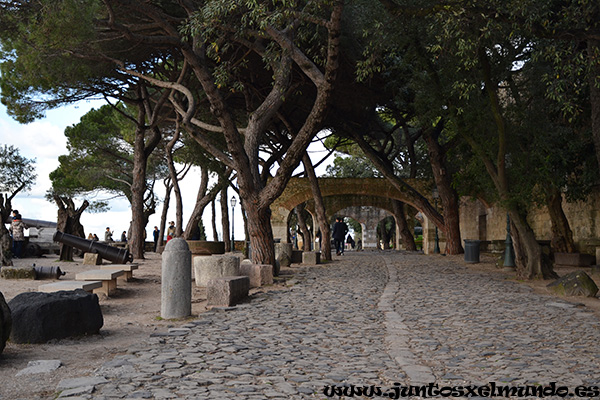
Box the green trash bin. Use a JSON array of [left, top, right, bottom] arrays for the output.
[[464, 240, 481, 263]]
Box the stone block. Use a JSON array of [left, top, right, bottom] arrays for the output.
[[8, 290, 103, 343], [275, 243, 293, 267], [302, 251, 320, 265], [194, 254, 240, 287], [554, 252, 595, 267], [239, 263, 273, 288], [0, 291, 11, 355], [547, 271, 599, 297], [207, 276, 249, 307], [83, 253, 102, 265], [0, 266, 36, 280], [291, 250, 303, 264], [186, 240, 225, 255]]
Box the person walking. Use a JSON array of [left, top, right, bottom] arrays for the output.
[[332, 217, 348, 256], [9, 210, 26, 258]]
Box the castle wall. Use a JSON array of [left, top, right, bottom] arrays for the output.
[[459, 189, 600, 255]]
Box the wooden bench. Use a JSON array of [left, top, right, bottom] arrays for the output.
[[75, 269, 124, 296], [38, 280, 102, 293], [100, 263, 139, 282]]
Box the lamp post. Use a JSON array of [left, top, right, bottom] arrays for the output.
[[432, 188, 440, 254], [503, 213, 516, 270], [230, 196, 237, 251]]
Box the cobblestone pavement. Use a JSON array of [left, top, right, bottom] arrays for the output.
[[55, 252, 600, 399]]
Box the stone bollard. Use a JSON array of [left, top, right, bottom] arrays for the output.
[[194, 254, 240, 287], [161, 238, 192, 319]]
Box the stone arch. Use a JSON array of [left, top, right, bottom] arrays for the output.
[[336, 206, 392, 249], [270, 178, 432, 245]]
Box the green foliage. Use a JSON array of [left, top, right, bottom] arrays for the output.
[[0, 145, 37, 194], [325, 154, 381, 178], [48, 104, 155, 203], [0, 0, 113, 122]]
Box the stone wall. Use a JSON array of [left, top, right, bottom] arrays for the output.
[[459, 189, 600, 255]]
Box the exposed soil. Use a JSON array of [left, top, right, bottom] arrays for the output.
[[0, 252, 290, 399]]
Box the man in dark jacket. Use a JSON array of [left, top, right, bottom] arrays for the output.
[[332, 217, 348, 256]]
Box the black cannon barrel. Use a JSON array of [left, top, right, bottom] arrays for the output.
[[34, 266, 65, 280], [53, 231, 134, 264]]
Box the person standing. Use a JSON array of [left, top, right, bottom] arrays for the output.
[[9, 210, 26, 258], [166, 221, 176, 242], [120, 231, 127, 242], [332, 217, 348, 256], [153, 226, 160, 251], [105, 227, 114, 242]]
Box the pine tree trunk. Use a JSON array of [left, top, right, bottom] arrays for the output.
[[130, 127, 147, 260], [158, 180, 172, 248], [547, 189, 576, 254], [423, 130, 463, 254], [245, 203, 277, 275], [55, 196, 88, 261], [392, 200, 416, 251], [295, 204, 312, 251], [0, 195, 12, 266], [509, 210, 557, 280], [0, 194, 14, 266], [302, 154, 331, 260], [220, 187, 231, 252], [211, 199, 219, 241]]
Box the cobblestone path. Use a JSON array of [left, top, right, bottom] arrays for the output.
[[55, 252, 600, 399]]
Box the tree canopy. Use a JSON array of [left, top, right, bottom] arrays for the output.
[[1, 0, 598, 277]]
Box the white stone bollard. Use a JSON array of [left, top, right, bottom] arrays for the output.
[[161, 238, 192, 319]]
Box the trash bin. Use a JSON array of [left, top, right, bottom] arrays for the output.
[[464, 240, 481, 263]]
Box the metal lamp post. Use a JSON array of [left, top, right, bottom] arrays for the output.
[[432, 188, 440, 254], [503, 213, 516, 270], [230, 196, 237, 251]]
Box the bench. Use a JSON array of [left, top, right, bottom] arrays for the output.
[[100, 263, 139, 282], [75, 269, 124, 296], [38, 280, 102, 293]]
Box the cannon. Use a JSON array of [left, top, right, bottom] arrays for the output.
[[53, 231, 134, 264]]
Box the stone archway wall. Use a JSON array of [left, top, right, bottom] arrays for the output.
[[336, 206, 392, 249], [271, 178, 431, 243]]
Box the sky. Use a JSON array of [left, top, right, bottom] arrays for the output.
[[0, 99, 333, 242]]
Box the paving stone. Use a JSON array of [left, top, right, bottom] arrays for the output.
[[48, 253, 600, 398]]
